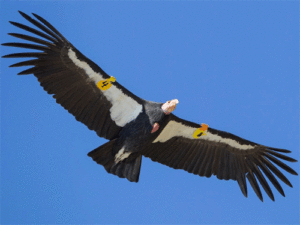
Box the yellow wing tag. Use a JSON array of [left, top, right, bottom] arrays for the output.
[[193, 123, 209, 139], [97, 76, 116, 91]]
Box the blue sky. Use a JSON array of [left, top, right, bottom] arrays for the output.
[[1, 1, 299, 224]]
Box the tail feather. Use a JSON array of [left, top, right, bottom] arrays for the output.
[[88, 140, 142, 182], [109, 155, 142, 182]]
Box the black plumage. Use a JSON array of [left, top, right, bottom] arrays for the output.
[[2, 11, 298, 201]]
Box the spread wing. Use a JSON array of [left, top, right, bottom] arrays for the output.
[[142, 114, 298, 201], [2, 11, 144, 140]]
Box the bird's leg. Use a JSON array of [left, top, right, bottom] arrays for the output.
[[151, 122, 159, 133]]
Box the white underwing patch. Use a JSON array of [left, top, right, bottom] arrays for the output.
[[153, 120, 194, 143], [104, 87, 143, 127], [153, 120, 255, 150], [204, 132, 255, 150], [68, 49, 103, 83], [115, 147, 131, 164], [68, 48, 142, 127]]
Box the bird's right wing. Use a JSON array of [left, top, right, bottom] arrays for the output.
[[2, 11, 144, 140], [142, 114, 298, 201]]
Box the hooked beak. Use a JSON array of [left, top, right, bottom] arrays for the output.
[[162, 99, 179, 114]]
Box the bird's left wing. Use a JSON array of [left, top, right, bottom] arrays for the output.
[[2, 11, 144, 140], [141, 114, 298, 201]]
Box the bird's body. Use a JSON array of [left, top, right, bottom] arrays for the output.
[[90, 100, 170, 182], [2, 11, 298, 201], [113, 101, 162, 159]]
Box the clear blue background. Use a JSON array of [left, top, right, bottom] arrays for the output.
[[1, 1, 299, 224]]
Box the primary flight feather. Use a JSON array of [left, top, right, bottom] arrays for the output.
[[2, 11, 298, 202]]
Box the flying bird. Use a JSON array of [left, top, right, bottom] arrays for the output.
[[2, 11, 298, 202]]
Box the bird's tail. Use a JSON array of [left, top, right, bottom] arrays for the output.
[[87, 139, 142, 182]]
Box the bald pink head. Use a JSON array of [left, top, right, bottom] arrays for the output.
[[162, 99, 179, 114]]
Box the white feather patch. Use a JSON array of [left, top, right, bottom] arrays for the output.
[[203, 132, 255, 150], [153, 120, 195, 143], [68, 48, 142, 127], [115, 147, 131, 163], [68, 49, 103, 83], [153, 120, 255, 150]]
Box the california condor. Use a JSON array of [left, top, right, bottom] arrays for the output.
[[2, 11, 298, 201]]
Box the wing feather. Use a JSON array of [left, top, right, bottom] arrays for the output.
[[2, 42, 51, 51], [187, 143, 203, 173], [266, 150, 297, 162], [237, 172, 248, 197], [263, 152, 297, 175], [202, 146, 215, 178], [8, 33, 56, 47], [175, 141, 195, 169], [255, 156, 285, 196], [184, 142, 200, 171], [9, 21, 58, 43], [246, 167, 263, 201], [260, 156, 293, 187], [198, 145, 212, 177], [250, 157, 274, 201], [9, 59, 45, 67], [18, 11, 62, 42]]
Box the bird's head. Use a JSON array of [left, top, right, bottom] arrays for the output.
[[162, 99, 179, 114]]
